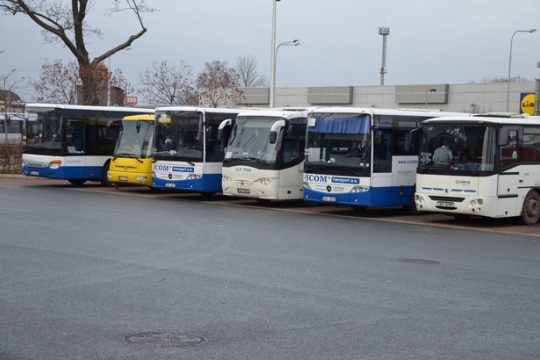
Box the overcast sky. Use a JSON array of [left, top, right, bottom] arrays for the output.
[[1, 0, 540, 102]]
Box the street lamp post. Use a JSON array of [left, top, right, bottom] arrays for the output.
[[425, 88, 436, 108], [269, 0, 278, 109], [506, 28, 536, 112], [270, 39, 300, 108]]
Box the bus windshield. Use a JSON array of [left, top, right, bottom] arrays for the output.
[[154, 111, 203, 162], [419, 125, 497, 172], [225, 116, 281, 163], [305, 113, 371, 175], [113, 119, 154, 159], [25, 107, 64, 154]]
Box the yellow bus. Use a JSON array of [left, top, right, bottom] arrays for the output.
[[107, 114, 155, 187]]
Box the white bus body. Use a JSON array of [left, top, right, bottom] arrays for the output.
[[222, 109, 308, 201], [21, 104, 154, 185], [415, 114, 540, 225]]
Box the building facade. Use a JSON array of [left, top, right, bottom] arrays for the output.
[[236, 81, 540, 115]]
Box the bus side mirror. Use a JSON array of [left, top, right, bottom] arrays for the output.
[[269, 120, 286, 144], [375, 131, 382, 145], [217, 118, 232, 141], [269, 132, 278, 144], [404, 133, 411, 152], [498, 128, 509, 146]]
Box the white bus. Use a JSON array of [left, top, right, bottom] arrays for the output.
[[303, 107, 466, 212], [415, 114, 540, 225], [222, 108, 308, 201], [151, 107, 240, 195], [21, 104, 154, 185]]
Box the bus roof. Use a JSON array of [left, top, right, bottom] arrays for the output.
[[24, 103, 155, 113], [422, 114, 540, 126], [154, 106, 241, 114], [307, 106, 467, 117], [237, 108, 309, 119], [122, 114, 155, 121]]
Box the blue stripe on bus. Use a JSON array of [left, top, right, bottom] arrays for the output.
[[303, 185, 413, 208], [152, 173, 222, 193], [22, 165, 103, 180]]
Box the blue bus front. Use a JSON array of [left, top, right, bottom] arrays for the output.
[[303, 110, 418, 209], [151, 107, 238, 194]]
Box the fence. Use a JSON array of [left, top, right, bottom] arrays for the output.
[[0, 140, 23, 173]]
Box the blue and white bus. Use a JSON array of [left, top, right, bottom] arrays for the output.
[[303, 107, 465, 213], [151, 106, 240, 195], [21, 104, 154, 185]]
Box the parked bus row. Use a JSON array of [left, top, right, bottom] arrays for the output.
[[20, 104, 540, 225], [0, 113, 24, 143]]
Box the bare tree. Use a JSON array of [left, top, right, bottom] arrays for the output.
[[138, 60, 197, 105], [235, 55, 268, 87], [28, 59, 79, 104], [468, 76, 532, 84], [28, 59, 132, 105], [197, 60, 240, 108], [0, 0, 155, 105], [1, 69, 25, 142]]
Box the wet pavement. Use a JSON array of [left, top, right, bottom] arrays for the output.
[[1, 175, 538, 237]]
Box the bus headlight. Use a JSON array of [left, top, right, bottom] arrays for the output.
[[49, 160, 62, 169], [107, 173, 113, 179], [303, 181, 311, 190], [350, 186, 369, 193], [187, 174, 202, 180], [255, 178, 273, 186], [135, 176, 147, 181], [222, 175, 232, 182]]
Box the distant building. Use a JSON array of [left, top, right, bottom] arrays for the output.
[[0, 90, 24, 113], [236, 80, 540, 115]]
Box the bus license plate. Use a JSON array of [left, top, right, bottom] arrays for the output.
[[30, 171, 39, 175], [437, 201, 455, 208], [237, 188, 250, 194], [118, 176, 128, 181], [165, 183, 176, 188], [322, 196, 336, 202]]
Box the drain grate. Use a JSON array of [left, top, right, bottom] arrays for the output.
[[124, 332, 207, 347], [397, 258, 440, 265]]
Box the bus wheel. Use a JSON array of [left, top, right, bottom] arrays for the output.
[[350, 205, 368, 212], [520, 191, 540, 226], [404, 186, 422, 215], [100, 160, 113, 187], [68, 179, 86, 186], [200, 192, 216, 198]]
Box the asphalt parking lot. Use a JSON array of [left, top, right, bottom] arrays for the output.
[[1, 175, 538, 237]]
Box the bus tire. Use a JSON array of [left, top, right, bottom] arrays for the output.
[[100, 160, 113, 187], [200, 192, 216, 198], [404, 186, 422, 215], [350, 205, 368, 212], [68, 179, 86, 186], [520, 191, 540, 226]]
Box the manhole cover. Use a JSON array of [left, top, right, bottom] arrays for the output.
[[124, 332, 207, 347], [397, 258, 440, 265]]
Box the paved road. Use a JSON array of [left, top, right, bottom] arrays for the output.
[[1, 178, 540, 359], [1, 176, 539, 237]]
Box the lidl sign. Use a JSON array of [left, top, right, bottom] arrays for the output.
[[520, 93, 536, 115]]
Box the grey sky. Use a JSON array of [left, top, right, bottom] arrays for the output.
[[1, 0, 539, 102]]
